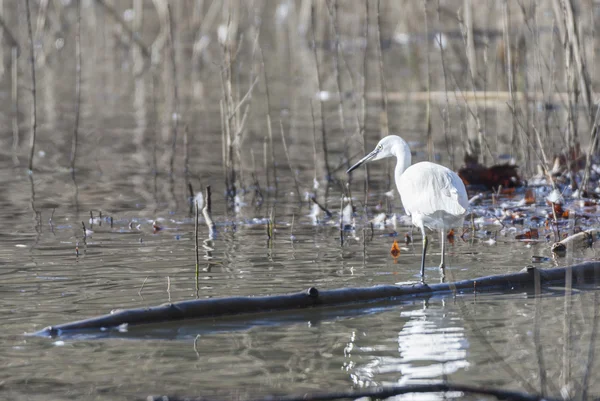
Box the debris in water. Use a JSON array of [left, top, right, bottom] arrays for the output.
[[390, 240, 400, 258], [516, 228, 539, 240]]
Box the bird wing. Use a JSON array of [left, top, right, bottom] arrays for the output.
[[398, 162, 468, 218]]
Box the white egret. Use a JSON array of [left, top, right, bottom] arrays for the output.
[[347, 135, 468, 280]]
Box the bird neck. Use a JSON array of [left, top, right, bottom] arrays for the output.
[[392, 140, 412, 183]]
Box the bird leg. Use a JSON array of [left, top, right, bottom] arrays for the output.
[[420, 231, 428, 280], [439, 228, 446, 270]]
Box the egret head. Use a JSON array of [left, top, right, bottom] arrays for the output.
[[347, 136, 409, 173]]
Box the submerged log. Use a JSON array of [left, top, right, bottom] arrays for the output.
[[149, 382, 559, 401], [32, 262, 600, 337]]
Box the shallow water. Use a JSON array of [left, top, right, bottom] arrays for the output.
[[3, 161, 600, 400], [2, 1, 600, 400]]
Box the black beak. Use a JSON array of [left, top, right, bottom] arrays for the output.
[[347, 149, 378, 173]]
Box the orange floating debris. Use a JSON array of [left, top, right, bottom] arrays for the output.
[[524, 188, 536, 205], [447, 229, 455, 245], [549, 202, 570, 218], [516, 228, 539, 240], [390, 240, 401, 258]]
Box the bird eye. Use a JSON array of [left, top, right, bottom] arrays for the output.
[[377, 145, 383, 150]]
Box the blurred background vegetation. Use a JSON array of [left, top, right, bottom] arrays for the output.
[[1, 0, 598, 197]]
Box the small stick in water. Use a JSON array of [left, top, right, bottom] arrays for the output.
[[89, 210, 94, 228], [98, 211, 102, 226], [81, 221, 87, 242], [138, 276, 149, 298]]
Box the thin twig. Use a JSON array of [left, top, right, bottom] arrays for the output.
[[11, 45, 18, 165], [279, 120, 302, 202], [325, 0, 348, 170], [24, 0, 37, 172], [435, 0, 453, 169], [94, 0, 151, 60], [259, 46, 276, 192], [422, 0, 433, 161], [0, 13, 19, 50], [375, 0, 389, 137], [183, 125, 190, 175], [166, 3, 180, 177], [138, 276, 149, 297], [361, 0, 370, 202], [580, 103, 600, 195], [70, 0, 82, 173], [311, 1, 331, 181]]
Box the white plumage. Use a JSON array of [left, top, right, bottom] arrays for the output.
[[348, 135, 468, 280]]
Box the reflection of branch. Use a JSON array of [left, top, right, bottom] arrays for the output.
[[533, 269, 548, 397], [202, 186, 216, 238], [195, 198, 200, 297], [147, 383, 556, 401], [94, 0, 151, 60], [562, 267, 573, 393], [28, 174, 41, 250], [580, 291, 599, 400], [0, 13, 19, 51], [446, 269, 537, 394]]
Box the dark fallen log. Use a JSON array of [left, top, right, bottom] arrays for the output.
[[31, 262, 600, 338], [148, 382, 560, 401]]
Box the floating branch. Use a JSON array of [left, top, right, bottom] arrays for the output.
[[32, 262, 600, 337]]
